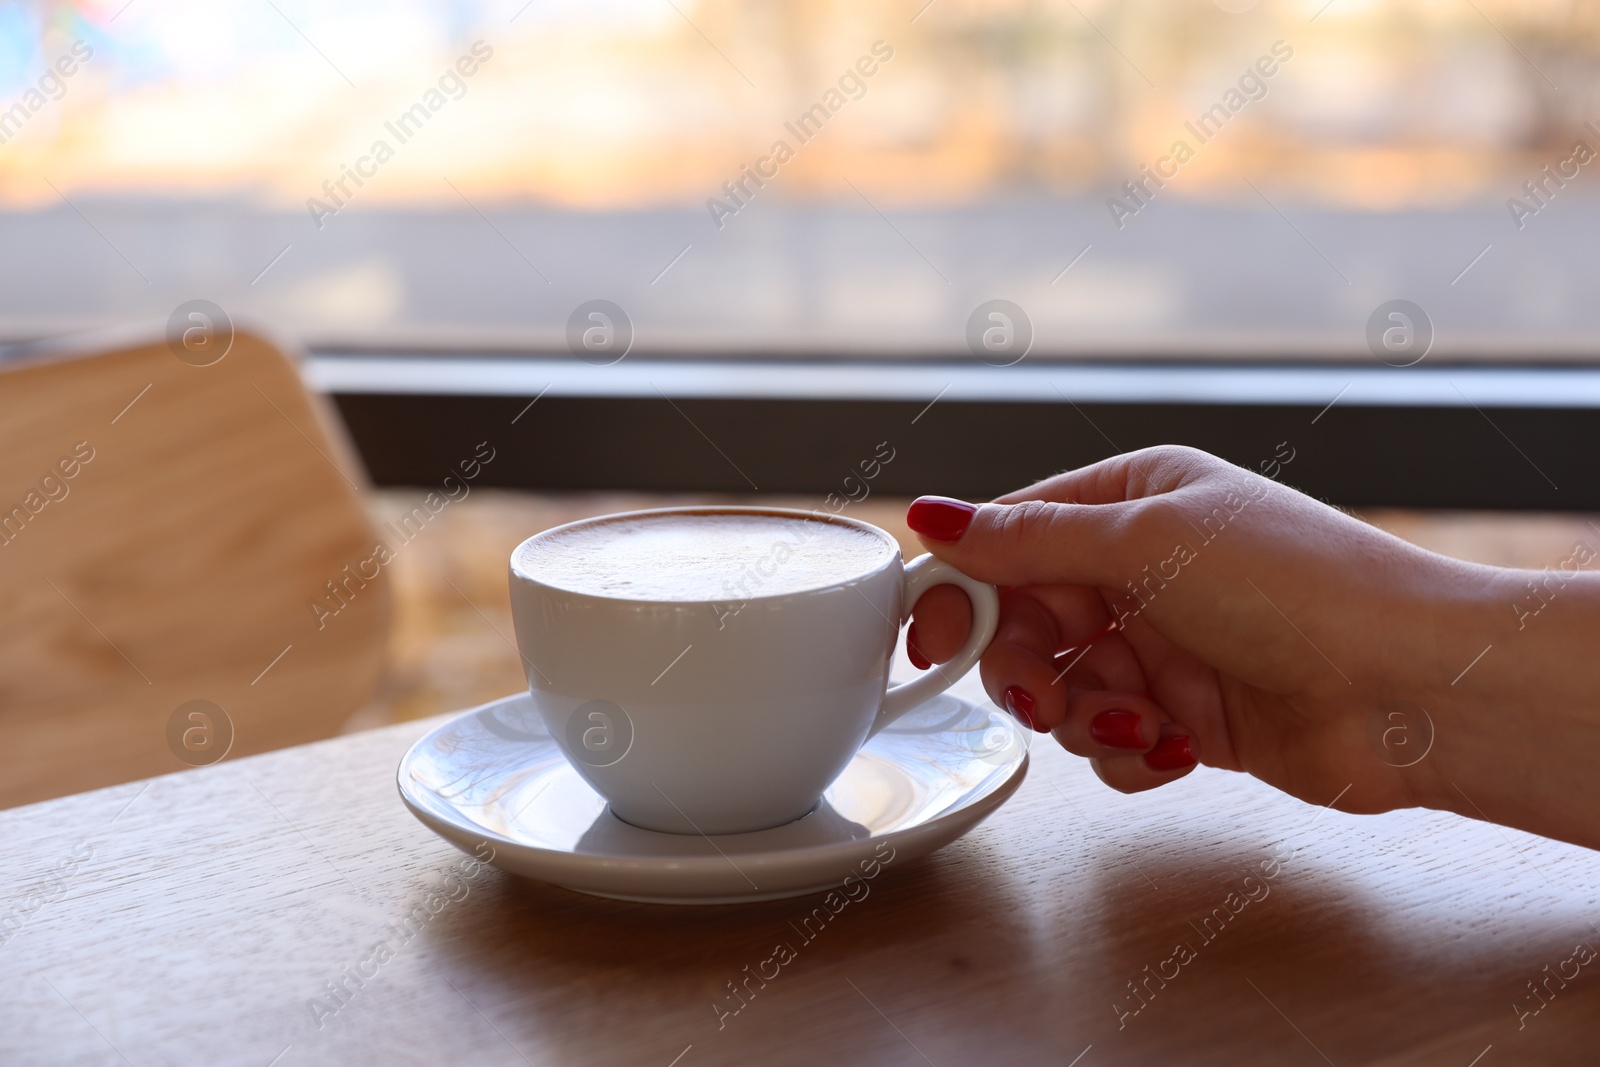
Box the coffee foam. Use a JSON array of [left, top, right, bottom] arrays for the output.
[[516, 511, 894, 601]]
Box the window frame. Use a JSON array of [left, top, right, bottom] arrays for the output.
[[315, 352, 1600, 510]]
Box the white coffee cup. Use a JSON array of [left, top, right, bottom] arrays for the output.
[[507, 506, 999, 835]]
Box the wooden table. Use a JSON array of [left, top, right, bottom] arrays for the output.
[[5, 667, 1599, 1066]]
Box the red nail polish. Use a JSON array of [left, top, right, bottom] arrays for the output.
[[1004, 686, 1042, 732], [1144, 734, 1196, 772], [907, 624, 931, 670], [1089, 709, 1146, 750], [906, 496, 978, 542]]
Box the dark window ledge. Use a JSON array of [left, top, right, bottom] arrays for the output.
[[311, 355, 1600, 511]]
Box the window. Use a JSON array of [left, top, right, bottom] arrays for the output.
[[3, 0, 1594, 359]]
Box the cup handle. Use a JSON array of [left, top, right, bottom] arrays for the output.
[[867, 554, 1000, 739]]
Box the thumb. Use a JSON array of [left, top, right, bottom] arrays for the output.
[[904, 495, 1138, 590]]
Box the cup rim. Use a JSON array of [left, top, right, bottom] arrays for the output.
[[509, 504, 904, 606]]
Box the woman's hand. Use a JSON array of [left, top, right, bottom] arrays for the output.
[[905, 445, 1600, 850]]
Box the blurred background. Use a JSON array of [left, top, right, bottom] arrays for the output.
[[3, 0, 1599, 356]]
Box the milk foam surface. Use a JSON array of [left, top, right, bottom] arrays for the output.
[[517, 512, 894, 600]]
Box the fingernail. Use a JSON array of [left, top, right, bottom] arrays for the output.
[[1089, 709, 1146, 750], [907, 623, 931, 670], [1144, 734, 1196, 772], [1004, 686, 1042, 732], [906, 496, 978, 542]]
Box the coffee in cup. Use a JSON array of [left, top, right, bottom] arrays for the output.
[[516, 509, 891, 602]]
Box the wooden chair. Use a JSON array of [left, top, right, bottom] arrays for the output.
[[0, 322, 391, 807]]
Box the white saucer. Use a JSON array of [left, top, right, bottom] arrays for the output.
[[397, 692, 1030, 905]]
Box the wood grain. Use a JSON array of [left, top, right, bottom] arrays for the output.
[[0, 328, 390, 807], [3, 669, 1596, 1066]]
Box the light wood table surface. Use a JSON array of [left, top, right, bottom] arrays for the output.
[[5, 660, 1599, 1066]]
